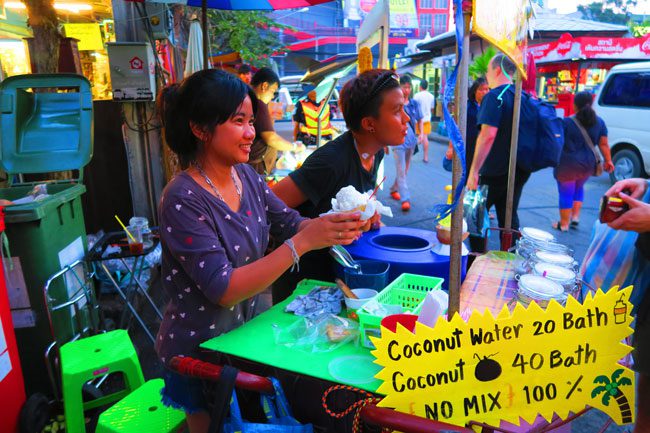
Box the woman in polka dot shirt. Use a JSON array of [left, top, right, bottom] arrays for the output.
[[155, 69, 363, 433]]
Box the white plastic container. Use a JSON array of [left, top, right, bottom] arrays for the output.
[[344, 288, 378, 310], [533, 262, 578, 295], [517, 274, 566, 308]]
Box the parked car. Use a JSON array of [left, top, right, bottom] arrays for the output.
[[594, 61, 650, 182]]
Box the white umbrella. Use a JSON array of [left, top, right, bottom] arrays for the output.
[[184, 21, 204, 77]]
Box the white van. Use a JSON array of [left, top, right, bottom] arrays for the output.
[[594, 61, 650, 182]]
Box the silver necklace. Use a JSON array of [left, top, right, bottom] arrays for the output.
[[194, 162, 241, 203], [354, 139, 373, 161]]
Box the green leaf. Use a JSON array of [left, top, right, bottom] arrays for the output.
[[469, 46, 496, 80], [591, 386, 607, 398], [611, 368, 624, 383], [593, 375, 610, 385], [618, 377, 632, 386], [201, 9, 292, 68], [601, 392, 611, 406]]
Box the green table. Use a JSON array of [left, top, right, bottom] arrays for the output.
[[201, 280, 382, 393]]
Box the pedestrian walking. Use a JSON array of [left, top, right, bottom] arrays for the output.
[[413, 79, 435, 163], [155, 69, 362, 433], [467, 53, 531, 231], [552, 91, 614, 231], [389, 74, 424, 212]]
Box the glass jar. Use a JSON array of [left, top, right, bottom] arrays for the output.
[[530, 250, 576, 270], [532, 262, 578, 295], [517, 274, 567, 308], [516, 227, 562, 260], [129, 216, 152, 248]]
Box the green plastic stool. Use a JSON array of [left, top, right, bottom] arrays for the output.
[[96, 379, 185, 433], [60, 330, 145, 433]]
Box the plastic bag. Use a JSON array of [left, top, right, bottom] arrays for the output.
[[273, 314, 358, 353], [580, 221, 650, 311], [223, 377, 313, 433], [463, 185, 489, 237], [284, 286, 343, 318]]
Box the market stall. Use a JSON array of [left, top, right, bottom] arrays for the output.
[[529, 33, 650, 115]]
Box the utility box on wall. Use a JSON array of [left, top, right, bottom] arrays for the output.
[[106, 42, 156, 101]]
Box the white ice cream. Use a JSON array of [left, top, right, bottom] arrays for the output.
[[330, 185, 393, 221]]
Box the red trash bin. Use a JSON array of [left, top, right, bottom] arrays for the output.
[[0, 207, 27, 433]]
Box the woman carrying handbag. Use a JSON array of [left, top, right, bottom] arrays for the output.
[[552, 91, 614, 232]]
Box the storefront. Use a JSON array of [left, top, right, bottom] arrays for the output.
[[529, 32, 650, 115], [0, 7, 32, 79], [0, 3, 117, 100]]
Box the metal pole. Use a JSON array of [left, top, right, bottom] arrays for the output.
[[316, 78, 339, 147], [448, 9, 471, 317], [202, 0, 208, 70], [504, 75, 523, 248]]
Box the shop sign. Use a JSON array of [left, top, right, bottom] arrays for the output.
[[472, 0, 532, 78], [530, 34, 650, 63], [62, 23, 104, 51], [372, 286, 635, 427], [343, 0, 418, 37]]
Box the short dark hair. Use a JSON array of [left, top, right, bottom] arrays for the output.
[[238, 64, 252, 75], [250, 67, 280, 88], [399, 75, 412, 86], [157, 69, 257, 167], [420, 80, 428, 90], [469, 77, 487, 102], [490, 53, 516, 77], [340, 69, 400, 132]]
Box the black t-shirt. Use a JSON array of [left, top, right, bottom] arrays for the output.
[[476, 84, 514, 177], [274, 132, 384, 299], [290, 131, 384, 218]]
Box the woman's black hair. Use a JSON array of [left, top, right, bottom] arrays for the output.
[[340, 69, 401, 132], [469, 77, 487, 102], [574, 90, 597, 129], [157, 69, 257, 167], [250, 67, 280, 88]]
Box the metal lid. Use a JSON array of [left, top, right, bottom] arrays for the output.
[[521, 227, 555, 242], [533, 262, 576, 282], [518, 274, 565, 299], [534, 250, 574, 266]]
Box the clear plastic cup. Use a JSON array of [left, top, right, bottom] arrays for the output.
[[126, 225, 144, 255]]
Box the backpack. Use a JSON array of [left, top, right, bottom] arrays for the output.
[[512, 88, 564, 172]]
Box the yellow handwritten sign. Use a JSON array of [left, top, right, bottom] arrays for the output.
[[472, 0, 531, 78], [372, 287, 635, 427], [63, 23, 104, 51]]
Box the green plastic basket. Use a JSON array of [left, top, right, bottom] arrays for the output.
[[357, 273, 444, 348]]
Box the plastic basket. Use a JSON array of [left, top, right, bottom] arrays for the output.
[[357, 273, 444, 348]]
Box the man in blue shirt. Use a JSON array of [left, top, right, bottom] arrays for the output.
[[467, 53, 531, 231]]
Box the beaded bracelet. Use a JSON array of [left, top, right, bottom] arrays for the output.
[[284, 238, 300, 272]]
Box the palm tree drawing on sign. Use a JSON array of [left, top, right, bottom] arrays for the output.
[[592, 369, 633, 424]]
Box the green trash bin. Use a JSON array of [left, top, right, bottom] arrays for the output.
[[0, 74, 94, 396]]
